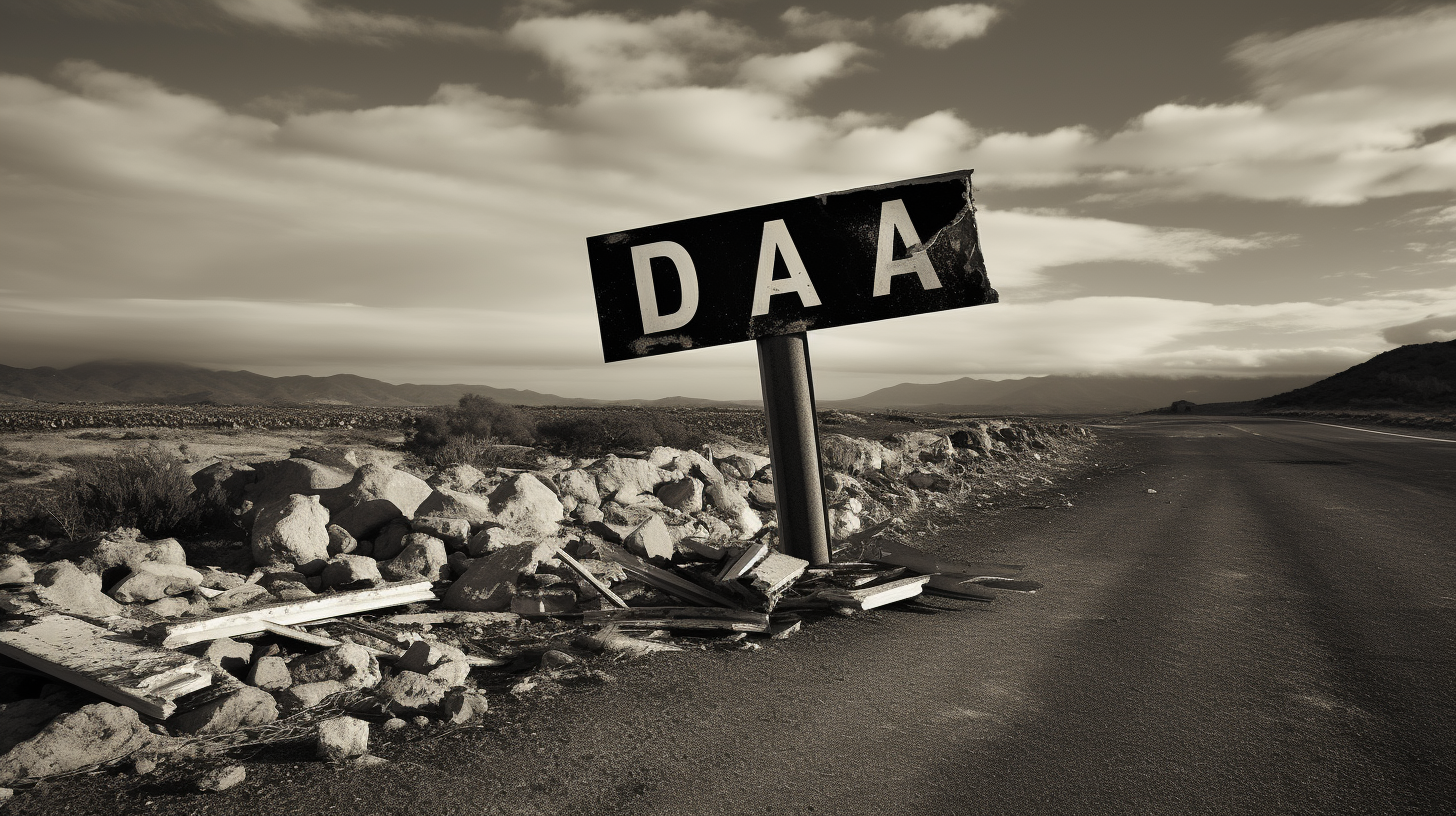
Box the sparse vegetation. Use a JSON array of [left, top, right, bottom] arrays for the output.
[[535, 412, 702, 455], [406, 394, 538, 466], [36, 445, 214, 540]]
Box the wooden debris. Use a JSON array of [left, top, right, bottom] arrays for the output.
[[383, 611, 520, 627], [744, 551, 809, 598], [553, 547, 629, 609], [583, 607, 770, 633], [578, 625, 684, 658], [596, 543, 741, 608], [260, 622, 342, 648], [0, 614, 213, 718], [780, 576, 931, 612], [716, 542, 769, 582], [923, 574, 997, 602], [154, 580, 437, 648], [679, 538, 728, 562], [767, 614, 802, 640]]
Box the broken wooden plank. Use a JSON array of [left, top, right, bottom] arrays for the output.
[[261, 622, 342, 648], [583, 607, 770, 633], [923, 574, 998, 602], [154, 580, 437, 648], [0, 615, 213, 718], [554, 546, 629, 609], [678, 537, 728, 562], [780, 576, 931, 612], [860, 538, 1024, 580], [744, 551, 809, 597], [596, 543, 741, 608], [716, 541, 769, 582]]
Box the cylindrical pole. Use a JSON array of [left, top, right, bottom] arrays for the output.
[[756, 331, 831, 565]]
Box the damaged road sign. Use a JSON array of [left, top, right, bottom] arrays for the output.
[[586, 170, 997, 363]]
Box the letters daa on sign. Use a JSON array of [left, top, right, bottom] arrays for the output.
[[586, 169, 997, 363]]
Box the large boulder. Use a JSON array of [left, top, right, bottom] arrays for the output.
[[322, 464, 434, 540], [552, 469, 600, 508], [320, 554, 384, 590], [0, 699, 62, 756], [819, 434, 898, 476], [242, 458, 353, 522], [169, 687, 278, 735], [79, 528, 188, 589], [108, 562, 204, 603], [713, 449, 769, 481], [375, 671, 447, 716], [656, 477, 704, 513], [587, 456, 676, 505], [427, 464, 485, 492], [32, 561, 123, 618], [410, 517, 471, 549], [0, 703, 157, 785], [0, 554, 35, 586], [250, 494, 331, 569], [381, 534, 449, 582], [623, 514, 675, 561], [414, 488, 495, 529], [484, 474, 563, 539], [290, 643, 381, 689], [666, 449, 726, 485], [190, 461, 257, 509], [442, 540, 560, 612]]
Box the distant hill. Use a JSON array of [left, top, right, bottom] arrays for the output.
[[0, 361, 605, 408], [1258, 340, 1456, 409], [827, 374, 1325, 414]]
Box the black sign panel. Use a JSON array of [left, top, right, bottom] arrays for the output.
[[586, 170, 997, 363]]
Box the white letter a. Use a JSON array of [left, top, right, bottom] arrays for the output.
[[751, 219, 822, 317], [873, 199, 942, 297]]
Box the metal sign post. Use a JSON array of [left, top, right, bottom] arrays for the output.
[[756, 332, 830, 564], [585, 170, 996, 566]]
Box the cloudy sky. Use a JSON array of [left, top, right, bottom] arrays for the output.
[[1, 0, 1453, 400]]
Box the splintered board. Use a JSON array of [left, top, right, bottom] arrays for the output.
[[0, 615, 213, 719], [155, 580, 438, 647]]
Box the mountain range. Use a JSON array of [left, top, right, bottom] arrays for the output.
[[0, 359, 1336, 414], [1257, 340, 1455, 409]]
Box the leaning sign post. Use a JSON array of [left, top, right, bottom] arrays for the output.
[[586, 170, 997, 566]]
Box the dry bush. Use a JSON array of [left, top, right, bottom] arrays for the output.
[[36, 445, 211, 540], [407, 395, 536, 464], [536, 413, 702, 455]]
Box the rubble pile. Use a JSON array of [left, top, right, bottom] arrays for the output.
[[0, 418, 1092, 794]]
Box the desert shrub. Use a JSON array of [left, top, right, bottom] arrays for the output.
[[35, 445, 214, 540], [406, 394, 536, 464], [536, 413, 703, 455]]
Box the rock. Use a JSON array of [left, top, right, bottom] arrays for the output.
[[731, 506, 763, 538], [666, 449, 726, 485], [0, 703, 156, 785], [323, 464, 435, 540], [747, 481, 776, 509], [485, 474, 564, 538], [447, 550, 470, 577], [427, 464, 485, 492], [290, 643, 381, 689], [714, 450, 769, 481], [950, 425, 996, 455], [371, 521, 411, 561], [823, 471, 862, 494], [655, 477, 704, 513], [108, 562, 204, 603], [829, 507, 861, 540], [278, 680, 349, 711], [242, 458, 353, 520], [552, 469, 600, 507], [906, 468, 948, 491], [196, 764, 246, 792], [587, 456, 675, 505], [192, 460, 257, 504], [440, 689, 489, 725], [80, 529, 188, 589], [169, 687, 278, 735], [269, 580, 315, 601], [375, 671, 447, 715], [316, 717, 370, 761], [0, 699, 62, 756], [248, 656, 293, 691], [250, 494, 330, 569], [145, 596, 191, 618], [704, 480, 750, 515], [381, 534, 449, 582], [465, 525, 520, 557], [427, 661, 471, 687], [539, 649, 577, 669], [593, 504, 660, 543], [320, 554, 383, 590], [326, 524, 357, 556], [0, 555, 34, 586], [197, 567, 246, 591], [411, 517, 471, 549], [395, 640, 468, 675], [31, 561, 123, 617], [208, 582, 271, 611], [819, 434, 898, 476], [202, 637, 254, 674], [692, 512, 734, 540], [623, 514, 675, 561], [442, 540, 560, 612], [382, 717, 407, 732], [573, 504, 605, 525], [413, 488, 494, 528]]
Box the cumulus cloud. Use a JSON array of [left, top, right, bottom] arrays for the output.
[[736, 42, 868, 97], [897, 4, 1001, 49], [781, 7, 874, 41]]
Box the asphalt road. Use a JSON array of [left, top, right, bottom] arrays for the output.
[[15, 416, 1456, 816]]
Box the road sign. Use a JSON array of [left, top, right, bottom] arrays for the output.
[[586, 170, 997, 363], [585, 170, 997, 565]]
